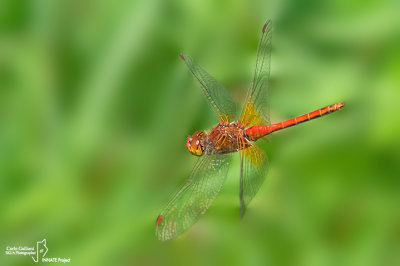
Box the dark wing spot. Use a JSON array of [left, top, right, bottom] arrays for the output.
[[156, 215, 162, 226], [262, 23, 267, 33]]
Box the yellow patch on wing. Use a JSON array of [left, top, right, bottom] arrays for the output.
[[242, 144, 265, 168], [219, 113, 231, 123], [240, 102, 265, 127]]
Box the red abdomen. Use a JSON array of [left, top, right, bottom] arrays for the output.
[[246, 102, 345, 141]]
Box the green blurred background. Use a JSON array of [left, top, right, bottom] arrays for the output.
[[1, 0, 399, 265]]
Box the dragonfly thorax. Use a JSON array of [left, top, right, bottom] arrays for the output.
[[186, 131, 206, 156]]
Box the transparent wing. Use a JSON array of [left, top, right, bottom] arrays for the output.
[[240, 20, 272, 127], [180, 54, 237, 122], [239, 143, 269, 217], [155, 152, 232, 241]]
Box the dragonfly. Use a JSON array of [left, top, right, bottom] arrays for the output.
[[155, 20, 345, 241]]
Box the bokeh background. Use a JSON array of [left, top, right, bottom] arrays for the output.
[[1, 0, 399, 265]]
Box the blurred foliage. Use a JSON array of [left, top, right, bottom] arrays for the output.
[[1, 0, 400, 265]]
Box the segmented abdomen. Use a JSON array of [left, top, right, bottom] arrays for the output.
[[246, 102, 345, 141]]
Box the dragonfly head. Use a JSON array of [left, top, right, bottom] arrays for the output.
[[186, 131, 206, 156]]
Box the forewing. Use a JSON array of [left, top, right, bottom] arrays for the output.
[[155, 153, 232, 241], [240, 20, 272, 127], [239, 143, 269, 217], [181, 54, 237, 122]]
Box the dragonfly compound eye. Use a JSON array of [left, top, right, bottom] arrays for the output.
[[186, 131, 205, 156]]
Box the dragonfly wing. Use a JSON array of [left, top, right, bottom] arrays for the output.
[[240, 20, 272, 127], [155, 152, 232, 241], [239, 143, 269, 217], [181, 54, 237, 122]]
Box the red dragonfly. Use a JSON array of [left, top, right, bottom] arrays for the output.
[[156, 20, 344, 241]]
